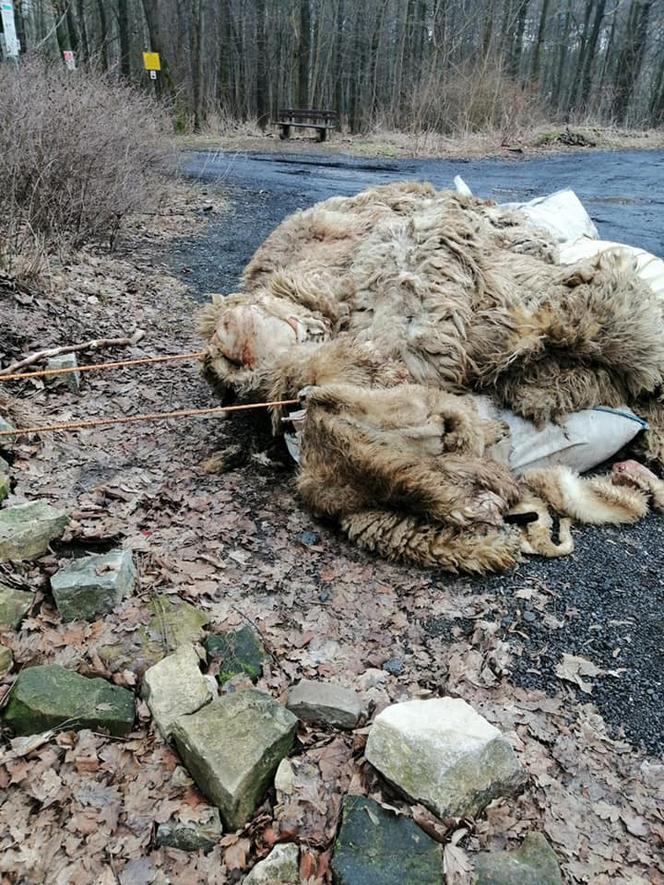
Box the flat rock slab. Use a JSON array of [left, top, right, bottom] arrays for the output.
[[171, 689, 297, 829], [287, 679, 363, 729], [155, 808, 222, 853], [97, 595, 209, 677], [474, 833, 562, 885], [3, 664, 135, 736], [0, 582, 33, 628], [51, 548, 136, 621], [46, 353, 81, 393], [205, 626, 267, 685], [365, 698, 524, 820], [331, 795, 442, 885], [142, 643, 214, 738], [0, 501, 69, 561], [244, 843, 300, 884]]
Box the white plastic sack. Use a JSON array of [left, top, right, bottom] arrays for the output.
[[476, 398, 647, 474], [499, 188, 599, 244], [453, 178, 599, 244]]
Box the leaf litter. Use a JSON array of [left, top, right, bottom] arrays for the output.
[[0, 187, 662, 884]]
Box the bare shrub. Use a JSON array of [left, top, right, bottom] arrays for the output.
[[406, 58, 543, 139], [0, 59, 174, 256]]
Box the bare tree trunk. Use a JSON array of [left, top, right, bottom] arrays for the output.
[[255, 0, 269, 126], [551, 0, 572, 112], [531, 0, 550, 82], [191, 0, 205, 129], [118, 0, 131, 79], [335, 0, 344, 118], [75, 0, 89, 64], [96, 0, 109, 70], [567, 0, 594, 112], [612, 0, 653, 123], [298, 0, 311, 107], [578, 0, 607, 111]]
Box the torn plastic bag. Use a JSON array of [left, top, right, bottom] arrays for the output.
[[453, 177, 599, 244], [498, 188, 599, 244], [476, 398, 647, 475]]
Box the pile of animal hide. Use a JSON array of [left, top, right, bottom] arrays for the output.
[[198, 181, 664, 573]]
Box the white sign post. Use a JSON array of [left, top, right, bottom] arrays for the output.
[[63, 49, 76, 70], [0, 0, 20, 58]]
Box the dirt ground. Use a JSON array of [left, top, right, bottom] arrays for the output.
[[0, 176, 662, 884]]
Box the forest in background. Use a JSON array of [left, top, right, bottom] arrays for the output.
[[2, 0, 664, 134]]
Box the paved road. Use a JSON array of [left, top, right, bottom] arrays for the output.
[[173, 148, 664, 755], [175, 148, 664, 298]]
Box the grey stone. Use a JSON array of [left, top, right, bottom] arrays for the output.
[[51, 549, 136, 621], [0, 456, 10, 472], [0, 645, 13, 678], [474, 833, 562, 885], [142, 643, 214, 738], [0, 501, 69, 561], [205, 626, 268, 685], [0, 418, 15, 438], [244, 844, 300, 884], [155, 808, 222, 853], [331, 795, 442, 885], [287, 679, 363, 730], [2, 664, 135, 736], [96, 595, 209, 677], [171, 689, 297, 829], [46, 353, 81, 393], [382, 657, 404, 676], [365, 698, 525, 820], [0, 582, 33, 628]]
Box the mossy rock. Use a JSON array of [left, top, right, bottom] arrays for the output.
[[205, 626, 268, 684], [97, 595, 209, 677], [474, 833, 561, 885], [0, 501, 69, 561], [331, 795, 442, 884], [3, 664, 135, 736], [0, 473, 9, 502], [0, 582, 33, 628]]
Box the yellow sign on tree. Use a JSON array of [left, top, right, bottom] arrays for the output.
[[143, 52, 161, 71]]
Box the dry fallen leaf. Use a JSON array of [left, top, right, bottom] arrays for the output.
[[555, 653, 603, 694]]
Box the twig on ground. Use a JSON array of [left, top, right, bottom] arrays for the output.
[[0, 329, 146, 375]]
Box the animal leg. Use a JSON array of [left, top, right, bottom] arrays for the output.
[[612, 460, 664, 512], [509, 493, 574, 557], [524, 466, 649, 525], [341, 509, 522, 574]]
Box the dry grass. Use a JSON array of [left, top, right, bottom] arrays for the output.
[[179, 123, 664, 160], [0, 60, 174, 276]]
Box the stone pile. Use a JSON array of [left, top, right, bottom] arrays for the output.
[[0, 479, 562, 881]]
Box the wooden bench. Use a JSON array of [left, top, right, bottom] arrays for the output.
[[277, 108, 338, 142]]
